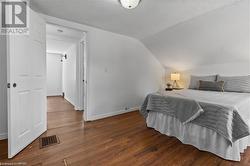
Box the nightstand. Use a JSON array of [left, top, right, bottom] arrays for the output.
[[173, 88, 184, 90], [165, 88, 184, 91], [165, 88, 173, 91]]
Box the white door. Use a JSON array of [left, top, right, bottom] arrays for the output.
[[7, 10, 47, 158]]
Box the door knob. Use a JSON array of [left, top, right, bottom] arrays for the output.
[[13, 83, 17, 88]]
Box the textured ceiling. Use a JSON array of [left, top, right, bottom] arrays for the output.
[[31, 0, 240, 40]]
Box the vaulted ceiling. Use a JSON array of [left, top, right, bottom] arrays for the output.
[[31, 0, 249, 70]]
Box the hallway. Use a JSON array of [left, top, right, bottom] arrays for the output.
[[47, 97, 83, 129]]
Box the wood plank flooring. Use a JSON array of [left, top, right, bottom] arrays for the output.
[[1, 96, 250, 165]]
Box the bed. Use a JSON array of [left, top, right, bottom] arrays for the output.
[[140, 75, 250, 161]]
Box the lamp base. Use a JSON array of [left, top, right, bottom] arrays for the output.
[[173, 80, 179, 88]]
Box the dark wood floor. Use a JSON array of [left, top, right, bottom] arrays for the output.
[[1, 97, 250, 165]]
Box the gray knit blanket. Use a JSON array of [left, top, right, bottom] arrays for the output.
[[140, 93, 250, 144]]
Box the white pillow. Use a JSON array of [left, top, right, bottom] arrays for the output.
[[217, 75, 250, 93]]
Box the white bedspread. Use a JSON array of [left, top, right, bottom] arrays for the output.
[[161, 89, 250, 124], [147, 90, 250, 161]]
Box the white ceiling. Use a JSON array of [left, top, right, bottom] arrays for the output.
[[31, 0, 240, 40], [36, 0, 248, 71], [47, 24, 84, 39], [46, 24, 84, 54], [142, 0, 249, 70], [46, 36, 74, 54]]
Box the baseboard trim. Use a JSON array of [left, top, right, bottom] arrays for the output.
[[47, 95, 63, 97], [88, 107, 140, 121], [74, 106, 84, 111], [0, 132, 8, 140], [64, 96, 75, 107]]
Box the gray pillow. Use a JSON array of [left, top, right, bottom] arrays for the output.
[[189, 75, 217, 89], [198, 80, 225, 92], [217, 75, 250, 93]]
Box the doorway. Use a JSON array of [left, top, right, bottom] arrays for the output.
[[4, 12, 88, 158], [46, 24, 85, 130], [46, 23, 87, 127], [46, 23, 86, 106]]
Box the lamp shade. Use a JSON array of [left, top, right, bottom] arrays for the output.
[[171, 73, 180, 81], [120, 0, 141, 9]]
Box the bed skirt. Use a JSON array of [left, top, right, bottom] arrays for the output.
[[146, 111, 250, 161]]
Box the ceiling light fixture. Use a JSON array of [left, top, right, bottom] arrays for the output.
[[120, 0, 141, 9]]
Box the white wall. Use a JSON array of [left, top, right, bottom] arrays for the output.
[[43, 15, 165, 121], [63, 44, 77, 106], [0, 35, 8, 140], [171, 62, 250, 88], [87, 32, 164, 120], [46, 53, 63, 96]]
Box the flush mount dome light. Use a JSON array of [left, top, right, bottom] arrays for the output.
[[120, 0, 141, 9]]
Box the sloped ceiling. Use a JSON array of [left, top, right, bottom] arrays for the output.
[[31, 0, 249, 70], [142, 0, 250, 70], [31, 0, 240, 40]]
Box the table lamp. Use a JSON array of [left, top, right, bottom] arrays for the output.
[[171, 73, 180, 88]]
